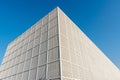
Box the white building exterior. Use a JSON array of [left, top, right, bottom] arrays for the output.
[[0, 7, 120, 80]]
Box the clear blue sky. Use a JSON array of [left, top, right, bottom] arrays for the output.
[[0, 0, 120, 69]]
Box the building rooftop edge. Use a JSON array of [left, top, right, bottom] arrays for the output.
[[7, 6, 59, 47]]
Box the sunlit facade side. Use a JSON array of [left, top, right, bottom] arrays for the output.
[[58, 8, 120, 80]]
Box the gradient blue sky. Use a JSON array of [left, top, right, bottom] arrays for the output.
[[0, 0, 120, 69]]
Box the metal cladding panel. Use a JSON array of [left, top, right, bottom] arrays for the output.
[[0, 7, 60, 80], [58, 7, 120, 80]]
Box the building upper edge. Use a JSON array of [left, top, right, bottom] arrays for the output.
[[6, 6, 59, 51]]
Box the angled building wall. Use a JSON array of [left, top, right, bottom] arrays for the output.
[[0, 8, 60, 80], [58, 7, 120, 80], [0, 7, 120, 80]]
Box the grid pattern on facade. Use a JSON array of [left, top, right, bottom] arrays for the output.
[[58, 8, 93, 80], [0, 8, 60, 80], [58, 8, 120, 80]]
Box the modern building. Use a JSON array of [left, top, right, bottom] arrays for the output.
[[0, 7, 120, 80]]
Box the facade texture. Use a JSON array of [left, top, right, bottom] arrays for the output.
[[0, 7, 120, 80]]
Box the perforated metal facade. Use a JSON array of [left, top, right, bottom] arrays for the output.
[[0, 7, 120, 80]]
